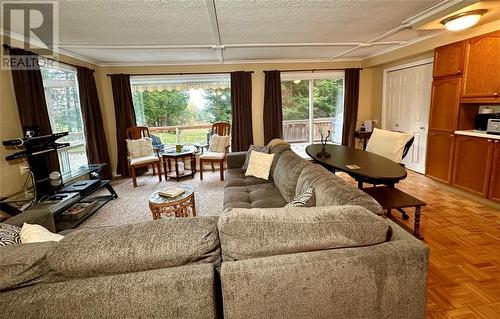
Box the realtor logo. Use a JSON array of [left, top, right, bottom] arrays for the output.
[[1, 1, 58, 70]]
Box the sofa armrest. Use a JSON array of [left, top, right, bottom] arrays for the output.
[[226, 151, 247, 169], [0, 265, 217, 319], [220, 221, 428, 319], [4, 209, 56, 233]]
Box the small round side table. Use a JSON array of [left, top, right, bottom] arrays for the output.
[[148, 185, 196, 220]]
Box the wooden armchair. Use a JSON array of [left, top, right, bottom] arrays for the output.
[[200, 121, 231, 181], [126, 126, 162, 187]]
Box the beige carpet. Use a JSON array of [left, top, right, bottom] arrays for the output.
[[78, 170, 224, 229]]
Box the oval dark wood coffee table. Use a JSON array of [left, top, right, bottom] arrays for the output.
[[305, 144, 407, 188]]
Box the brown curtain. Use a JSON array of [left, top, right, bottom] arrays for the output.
[[263, 70, 283, 144], [8, 47, 60, 176], [342, 68, 360, 147], [110, 74, 137, 177], [230, 71, 253, 151], [77, 66, 112, 180]]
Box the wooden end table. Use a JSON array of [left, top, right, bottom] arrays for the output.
[[362, 186, 426, 240], [148, 185, 196, 220], [355, 131, 372, 150], [161, 149, 196, 182]]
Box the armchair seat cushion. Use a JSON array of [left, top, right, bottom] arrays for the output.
[[200, 152, 225, 160], [130, 155, 159, 166]]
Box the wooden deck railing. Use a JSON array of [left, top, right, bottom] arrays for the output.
[[283, 118, 334, 143]]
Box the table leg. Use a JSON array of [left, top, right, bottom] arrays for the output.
[[162, 158, 167, 180], [191, 194, 196, 217], [191, 154, 196, 176], [414, 206, 423, 239], [167, 158, 172, 180], [357, 179, 363, 189], [175, 158, 179, 182]]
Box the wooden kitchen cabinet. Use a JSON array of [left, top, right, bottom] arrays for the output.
[[452, 135, 494, 197], [462, 31, 500, 101], [488, 140, 500, 203], [433, 41, 465, 78], [426, 130, 455, 184], [429, 78, 461, 131]]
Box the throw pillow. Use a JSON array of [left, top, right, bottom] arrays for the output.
[[245, 151, 275, 180], [127, 137, 154, 159], [20, 223, 64, 243], [242, 145, 270, 171], [0, 223, 21, 246], [365, 128, 413, 163], [285, 188, 314, 207], [209, 134, 230, 153]]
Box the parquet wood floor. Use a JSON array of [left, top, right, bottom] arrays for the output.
[[339, 170, 500, 318]]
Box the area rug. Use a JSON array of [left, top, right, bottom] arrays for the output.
[[78, 171, 224, 229]]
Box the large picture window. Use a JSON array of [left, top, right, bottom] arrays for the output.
[[130, 74, 231, 146], [41, 64, 88, 174], [281, 72, 344, 157]]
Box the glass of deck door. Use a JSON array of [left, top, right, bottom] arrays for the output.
[[281, 80, 310, 151], [312, 78, 344, 145]]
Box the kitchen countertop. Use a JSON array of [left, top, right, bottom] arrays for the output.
[[454, 130, 500, 140]]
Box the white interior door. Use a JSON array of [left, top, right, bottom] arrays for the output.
[[383, 61, 433, 174]]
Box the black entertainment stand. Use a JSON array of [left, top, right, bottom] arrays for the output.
[[0, 164, 117, 231]]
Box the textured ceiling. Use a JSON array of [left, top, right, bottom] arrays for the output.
[[215, 0, 439, 43], [13, 0, 474, 65]]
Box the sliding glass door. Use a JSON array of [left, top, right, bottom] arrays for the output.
[[281, 72, 344, 157]]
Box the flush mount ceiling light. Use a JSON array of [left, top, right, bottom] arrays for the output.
[[440, 9, 487, 31]]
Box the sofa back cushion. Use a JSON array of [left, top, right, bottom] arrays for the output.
[[272, 150, 310, 202], [0, 241, 60, 291], [296, 164, 383, 215], [47, 217, 221, 277], [218, 206, 392, 261]]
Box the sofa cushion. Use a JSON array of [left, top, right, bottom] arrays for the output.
[[47, 217, 221, 277], [245, 151, 274, 180], [20, 223, 64, 243], [223, 184, 287, 210], [272, 150, 310, 202], [242, 145, 270, 171], [218, 205, 392, 261], [0, 241, 60, 291], [296, 163, 383, 215], [225, 168, 271, 188]]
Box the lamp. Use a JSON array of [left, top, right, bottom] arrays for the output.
[[440, 9, 487, 31]]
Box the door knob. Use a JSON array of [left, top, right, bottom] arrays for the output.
[[420, 126, 424, 130], [456, 70, 462, 75], [494, 93, 499, 97]]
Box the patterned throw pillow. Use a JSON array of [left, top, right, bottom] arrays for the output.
[[0, 223, 21, 246], [285, 188, 314, 207], [242, 145, 270, 171]]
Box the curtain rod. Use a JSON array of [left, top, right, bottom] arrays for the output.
[[106, 71, 254, 76], [272, 68, 362, 73], [2, 43, 95, 72]]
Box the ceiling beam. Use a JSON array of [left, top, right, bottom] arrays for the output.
[[205, 0, 224, 63]]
